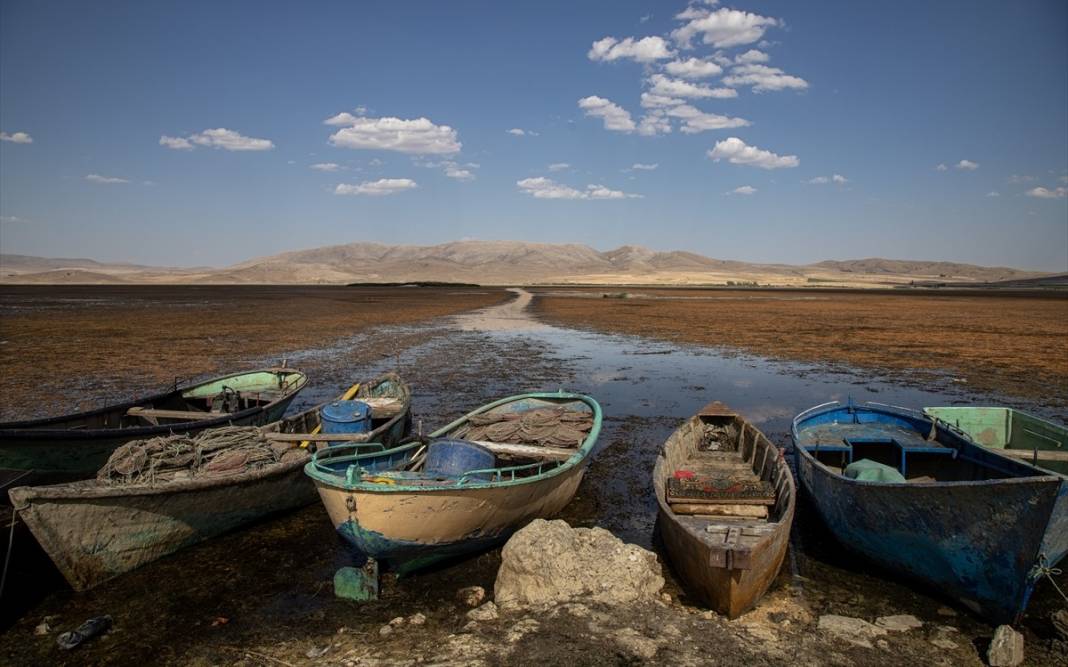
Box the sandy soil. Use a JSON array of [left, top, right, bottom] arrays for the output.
[[0, 286, 508, 420], [532, 288, 1068, 411]]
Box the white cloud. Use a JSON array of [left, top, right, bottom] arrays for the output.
[[588, 36, 675, 63], [808, 174, 848, 185], [186, 128, 274, 151], [310, 162, 342, 172], [723, 64, 808, 92], [734, 49, 769, 64], [637, 111, 673, 136], [955, 159, 979, 171], [985, 191, 1000, 197], [707, 137, 798, 169], [85, 174, 129, 184], [663, 57, 723, 79], [1026, 186, 1067, 199], [443, 161, 475, 181], [578, 96, 636, 133], [548, 162, 570, 172], [729, 185, 757, 195], [631, 163, 659, 170], [936, 163, 948, 171], [328, 116, 461, 154], [335, 178, 418, 196], [517, 177, 641, 200], [673, 7, 780, 49], [665, 104, 749, 133], [159, 135, 193, 150], [640, 92, 686, 109], [507, 128, 538, 136], [647, 73, 736, 99], [0, 215, 30, 224], [0, 131, 33, 144]]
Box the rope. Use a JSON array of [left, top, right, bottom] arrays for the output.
[[0, 506, 16, 601], [452, 407, 594, 448], [1034, 553, 1068, 606]]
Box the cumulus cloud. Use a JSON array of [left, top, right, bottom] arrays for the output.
[[707, 137, 798, 169], [637, 111, 673, 136], [955, 159, 979, 170], [936, 164, 948, 171], [85, 174, 130, 184], [665, 105, 749, 133], [631, 163, 659, 170], [588, 36, 675, 63], [547, 162, 571, 172], [0, 131, 33, 144], [734, 49, 769, 64], [1026, 186, 1067, 199], [328, 116, 461, 154], [673, 7, 780, 49], [729, 185, 757, 195], [517, 177, 641, 200], [160, 128, 274, 151], [334, 178, 417, 196], [310, 162, 342, 172], [647, 73, 736, 99], [442, 161, 475, 181], [578, 96, 636, 133], [808, 174, 848, 185], [640, 92, 686, 109], [663, 57, 723, 79], [723, 64, 808, 92]]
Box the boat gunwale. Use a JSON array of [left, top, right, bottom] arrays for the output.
[[0, 368, 310, 438], [792, 401, 1061, 488], [305, 390, 602, 493]]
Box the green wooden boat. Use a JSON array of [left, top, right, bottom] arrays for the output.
[[0, 368, 309, 494], [924, 406, 1068, 476]]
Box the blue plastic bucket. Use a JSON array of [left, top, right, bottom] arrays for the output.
[[321, 400, 372, 446], [424, 439, 495, 480]]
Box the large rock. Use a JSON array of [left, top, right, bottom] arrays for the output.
[[987, 625, 1024, 667], [494, 519, 664, 610]]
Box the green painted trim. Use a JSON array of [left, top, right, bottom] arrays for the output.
[[306, 390, 602, 492]]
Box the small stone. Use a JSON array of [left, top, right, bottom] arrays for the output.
[[817, 614, 888, 649], [936, 606, 957, 617], [379, 625, 393, 637], [408, 613, 426, 626], [466, 602, 499, 622], [876, 639, 889, 650], [34, 621, 51, 636], [701, 611, 715, 621], [875, 614, 923, 632], [987, 625, 1024, 667], [660, 593, 672, 604], [456, 586, 486, 608], [931, 638, 958, 650], [388, 616, 405, 627]]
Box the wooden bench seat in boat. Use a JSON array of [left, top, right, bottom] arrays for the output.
[[801, 422, 958, 477]]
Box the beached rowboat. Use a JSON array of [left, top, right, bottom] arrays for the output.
[[305, 390, 602, 574], [8, 374, 411, 591], [654, 402, 795, 618], [793, 400, 1067, 623], [0, 367, 309, 494], [924, 406, 1067, 476]]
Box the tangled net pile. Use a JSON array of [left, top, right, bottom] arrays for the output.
[[451, 407, 594, 448], [97, 426, 307, 486], [701, 422, 739, 452]]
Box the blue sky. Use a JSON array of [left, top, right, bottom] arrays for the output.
[[1, 0, 1066, 271]]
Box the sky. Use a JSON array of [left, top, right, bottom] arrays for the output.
[[1, 0, 1066, 271]]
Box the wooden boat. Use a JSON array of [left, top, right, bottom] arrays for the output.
[[924, 406, 1068, 476], [654, 402, 795, 618], [7, 374, 412, 591], [793, 400, 1067, 624], [0, 367, 309, 494], [305, 390, 602, 574]]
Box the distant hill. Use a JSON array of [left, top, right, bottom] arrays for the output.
[[0, 241, 1052, 287]]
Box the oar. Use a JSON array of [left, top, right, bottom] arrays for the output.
[[300, 382, 360, 449]]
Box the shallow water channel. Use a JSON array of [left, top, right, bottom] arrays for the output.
[[2, 289, 1065, 664]]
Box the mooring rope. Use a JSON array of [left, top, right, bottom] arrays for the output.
[[1034, 553, 1068, 606]]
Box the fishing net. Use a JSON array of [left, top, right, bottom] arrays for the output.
[[701, 422, 739, 452], [97, 426, 307, 486], [450, 407, 594, 448]]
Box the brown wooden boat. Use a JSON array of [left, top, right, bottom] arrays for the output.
[[653, 402, 795, 618]]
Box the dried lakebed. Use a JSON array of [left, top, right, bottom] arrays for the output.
[[1, 289, 1066, 666]]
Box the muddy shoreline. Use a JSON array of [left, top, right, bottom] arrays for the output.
[[1, 286, 1066, 666]]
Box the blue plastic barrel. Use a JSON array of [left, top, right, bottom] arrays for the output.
[[321, 400, 372, 446], [424, 439, 495, 480]]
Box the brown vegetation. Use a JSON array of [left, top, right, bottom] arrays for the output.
[[0, 285, 507, 419], [532, 289, 1068, 408]]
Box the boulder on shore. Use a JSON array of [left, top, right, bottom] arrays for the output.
[[494, 519, 664, 610], [987, 625, 1024, 667]]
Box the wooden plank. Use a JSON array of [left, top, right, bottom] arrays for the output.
[[994, 448, 1068, 463], [127, 407, 217, 420], [469, 440, 575, 462], [671, 504, 768, 519]]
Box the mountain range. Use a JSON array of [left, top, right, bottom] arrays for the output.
[[0, 240, 1052, 287]]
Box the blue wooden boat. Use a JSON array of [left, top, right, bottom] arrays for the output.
[[793, 400, 1067, 624], [305, 391, 602, 574]]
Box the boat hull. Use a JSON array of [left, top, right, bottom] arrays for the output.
[[795, 430, 1064, 623], [312, 461, 588, 573]]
